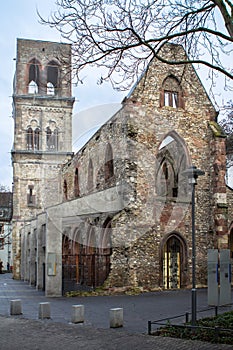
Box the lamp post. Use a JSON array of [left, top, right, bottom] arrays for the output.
[[183, 165, 205, 326]]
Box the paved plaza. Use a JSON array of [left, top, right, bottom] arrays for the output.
[[0, 273, 232, 349]]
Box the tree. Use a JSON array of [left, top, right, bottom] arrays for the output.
[[0, 184, 10, 192], [40, 0, 233, 92], [219, 100, 233, 134]]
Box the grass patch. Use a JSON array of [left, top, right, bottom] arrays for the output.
[[153, 311, 233, 345]]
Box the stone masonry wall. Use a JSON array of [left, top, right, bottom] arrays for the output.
[[59, 44, 224, 290]]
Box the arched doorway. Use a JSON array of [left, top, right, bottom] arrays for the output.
[[162, 233, 187, 289]]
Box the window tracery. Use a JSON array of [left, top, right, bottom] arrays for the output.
[[26, 120, 40, 150]]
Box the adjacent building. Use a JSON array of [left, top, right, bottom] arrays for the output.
[[0, 192, 13, 271]]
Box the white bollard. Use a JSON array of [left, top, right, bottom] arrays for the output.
[[38, 302, 51, 319], [109, 308, 123, 328], [10, 299, 22, 315], [71, 304, 84, 324]]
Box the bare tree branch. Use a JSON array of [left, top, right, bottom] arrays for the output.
[[39, 0, 233, 92]]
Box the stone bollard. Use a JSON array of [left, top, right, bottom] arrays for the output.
[[71, 304, 84, 324], [10, 299, 22, 315], [38, 302, 51, 319], [109, 308, 123, 328]]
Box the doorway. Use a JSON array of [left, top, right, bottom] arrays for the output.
[[162, 234, 186, 289]]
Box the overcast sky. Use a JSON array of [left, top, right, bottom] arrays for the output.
[[0, 1, 232, 190]]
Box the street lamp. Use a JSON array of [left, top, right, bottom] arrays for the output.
[[182, 165, 205, 326]]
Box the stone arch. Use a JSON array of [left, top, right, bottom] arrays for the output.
[[74, 167, 80, 197], [156, 131, 190, 199], [27, 58, 41, 94], [46, 60, 60, 95], [46, 120, 59, 151], [100, 217, 112, 253], [104, 143, 114, 183], [160, 232, 188, 289], [87, 159, 94, 192], [97, 218, 112, 285], [26, 119, 41, 150]]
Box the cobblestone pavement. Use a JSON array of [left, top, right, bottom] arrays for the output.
[[0, 273, 232, 349]]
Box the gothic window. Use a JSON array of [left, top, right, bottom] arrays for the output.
[[46, 126, 58, 151], [87, 159, 94, 192], [26, 126, 40, 151], [160, 75, 184, 109], [26, 127, 33, 150], [63, 180, 68, 200], [157, 158, 176, 197], [156, 132, 189, 199], [27, 185, 35, 206], [34, 128, 40, 150], [104, 143, 114, 183], [47, 61, 59, 95], [74, 168, 80, 197], [28, 58, 40, 94]]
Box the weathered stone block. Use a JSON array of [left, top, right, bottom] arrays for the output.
[[38, 302, 51, 319], [10, 299, 22, 315], [110, 308, 123, 328], [71, 304, 84, 324]]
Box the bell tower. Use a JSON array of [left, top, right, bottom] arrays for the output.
[[11, 39, 75, 279]]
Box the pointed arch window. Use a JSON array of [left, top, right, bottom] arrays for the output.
[[87, 159, 94, 192], [157, 158, 176, 197], [105, 143, 114, 183], [47, 61, 59, 95], [63, 180, 68, 200], [34, 128, 40, 150], [26, 127, 33, 150], [46, 126, 58, 151], [28, 58, 40, 94], [26, 126, 40, 150], [156, 132, 189, 199], [74, 168, 80, 197], [160, 75, 184, 109]]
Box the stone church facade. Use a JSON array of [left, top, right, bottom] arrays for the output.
[[12, 39, 232, 297]]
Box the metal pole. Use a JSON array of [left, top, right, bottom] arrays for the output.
[[191, 181, 196, 326]]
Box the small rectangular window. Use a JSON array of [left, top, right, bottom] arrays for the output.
[[27, 186, 36, 206]]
